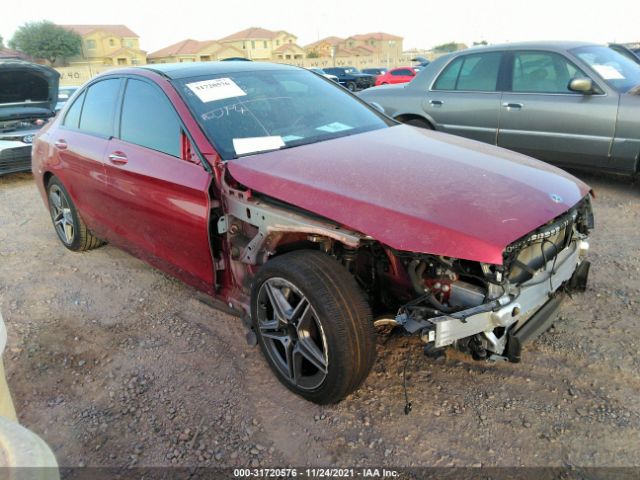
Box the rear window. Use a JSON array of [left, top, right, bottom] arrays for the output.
[[63, 90, 85, 128], [79, 79, 121, 137], [434, 52, 502, 91]]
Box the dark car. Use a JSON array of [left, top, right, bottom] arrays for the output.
[[32, 61, 592, 404], [322, 66, 375, 91], [55, 86, 80, 112], [359, 41, 640, 176], [362, 67, 387, 76], [0, 59, 59, 175]]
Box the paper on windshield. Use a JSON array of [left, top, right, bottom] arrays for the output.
[[186, 78, 247, 103], [316, 122, 352, 133], [592, 64, 625, 80], [233, 136, 285, 156], [282, 135, 303, 142]]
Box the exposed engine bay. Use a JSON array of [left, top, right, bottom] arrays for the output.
[[343, 195, 594, 362]]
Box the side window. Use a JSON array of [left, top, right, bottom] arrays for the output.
[[392, 69, 412, 76], [511, 51, 588, 93], [119, 79, 181, 158], [62, 91, 85, 129], [433, 57, 463, 90], [79, 79, 121, 137], [433, 52, 502, 91]]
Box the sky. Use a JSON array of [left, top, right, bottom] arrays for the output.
[[0, 0, 637, 53]]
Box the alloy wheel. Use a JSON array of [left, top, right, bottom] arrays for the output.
[[256, 277, 329, 390], [49, 185, 75, 244]]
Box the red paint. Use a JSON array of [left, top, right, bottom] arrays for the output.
[[32, 67, 591, 308], [228, 125, 590, 265], [374, 67, 418, 86]]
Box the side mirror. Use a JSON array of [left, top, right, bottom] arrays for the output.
[[369, 102, 385, 114], [569, 77, 594, 94]]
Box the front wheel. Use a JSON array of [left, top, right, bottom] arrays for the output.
[[251, 250, 376, 404], [346, 82, 357, 92]]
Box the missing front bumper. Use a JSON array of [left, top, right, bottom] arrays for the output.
[[403, 242, 589, 361]]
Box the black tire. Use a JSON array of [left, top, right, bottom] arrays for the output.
[[46, 176, 104, 252], [251, 250, 376, 404], [346, 82, 357, 92], [404, 118, 433, 129]]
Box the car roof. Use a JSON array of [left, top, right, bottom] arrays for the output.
[[140, 61, 301, 79], [464, 40, 600, 52]]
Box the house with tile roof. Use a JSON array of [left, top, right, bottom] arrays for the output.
[[60, 25, 146, 66], [304, 32, 403, 60], [304, 37, 344, 58], [148, 39, 245, 64], [218, 27, 304, 60]]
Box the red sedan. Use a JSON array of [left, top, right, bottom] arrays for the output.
[[32, 62, 592, 404], [374, 67, 418, 86]]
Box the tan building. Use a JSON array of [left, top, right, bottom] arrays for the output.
[[305, 32, 403, 61], [218, 27, 305, 60], [304, 36, 344, 58], [61, 24, 146, 66], [148, 39, 245, 64]]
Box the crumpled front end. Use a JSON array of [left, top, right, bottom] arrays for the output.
[[394, 195, 594, 362]]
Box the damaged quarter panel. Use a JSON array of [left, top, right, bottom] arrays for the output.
[[228, 124, 590, 264]]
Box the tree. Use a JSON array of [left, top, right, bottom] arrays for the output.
[[0, 35, 4, 49], [473, 40, 488, 46], [432, 42, 460, 53], [9, 21, 81, 65], [306, 51, 320, 59]]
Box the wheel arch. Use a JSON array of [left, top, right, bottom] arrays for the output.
[[394, 113, 436, 129], [42, 170, 55, 189]]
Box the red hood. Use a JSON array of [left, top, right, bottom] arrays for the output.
[[227, 125, 590, 264]]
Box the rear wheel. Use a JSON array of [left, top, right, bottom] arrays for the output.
[[251, 250, 376, 404], [47, 177, 103, 251]]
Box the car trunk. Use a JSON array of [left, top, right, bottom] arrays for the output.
[[0, 60, 59, 125]]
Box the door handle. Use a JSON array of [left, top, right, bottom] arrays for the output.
[[429, 100, 443, 106], [108, 152, 128, 165], [502, 102, 523, 110], [54, 139, 67, 150]]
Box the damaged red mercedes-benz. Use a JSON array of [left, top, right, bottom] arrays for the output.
[[32, 62, 593, 404]]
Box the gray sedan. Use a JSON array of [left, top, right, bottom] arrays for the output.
[[358, 41, 640, 175]]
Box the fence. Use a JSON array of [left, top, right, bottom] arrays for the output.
[[55, 53, 426, 85]]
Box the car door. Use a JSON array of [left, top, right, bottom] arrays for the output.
[[390, 68, 415, 84], [103, 77, 215, 293], [52, 78, 122, 236], [424, 51, 504, 144], [497, 50, 618, 168]]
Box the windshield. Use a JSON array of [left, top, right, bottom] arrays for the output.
[[571, 45, 640, 92], [344, 67, 360, 74], [176, 69, 390, 159]]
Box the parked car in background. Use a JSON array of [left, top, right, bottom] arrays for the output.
[[609, 43, 640, 65], [359, 41, 640, 176], [0, 59, 59, 176], [308, 68, 339, 82], [33, 61, 592, 404], [55, 86, 79, 112], [374, 67, 418, 86], [322, 66, 375, 91], [362, 67, 387, 76]]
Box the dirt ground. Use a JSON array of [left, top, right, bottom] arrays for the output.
[[0, 170, 638, 469]]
